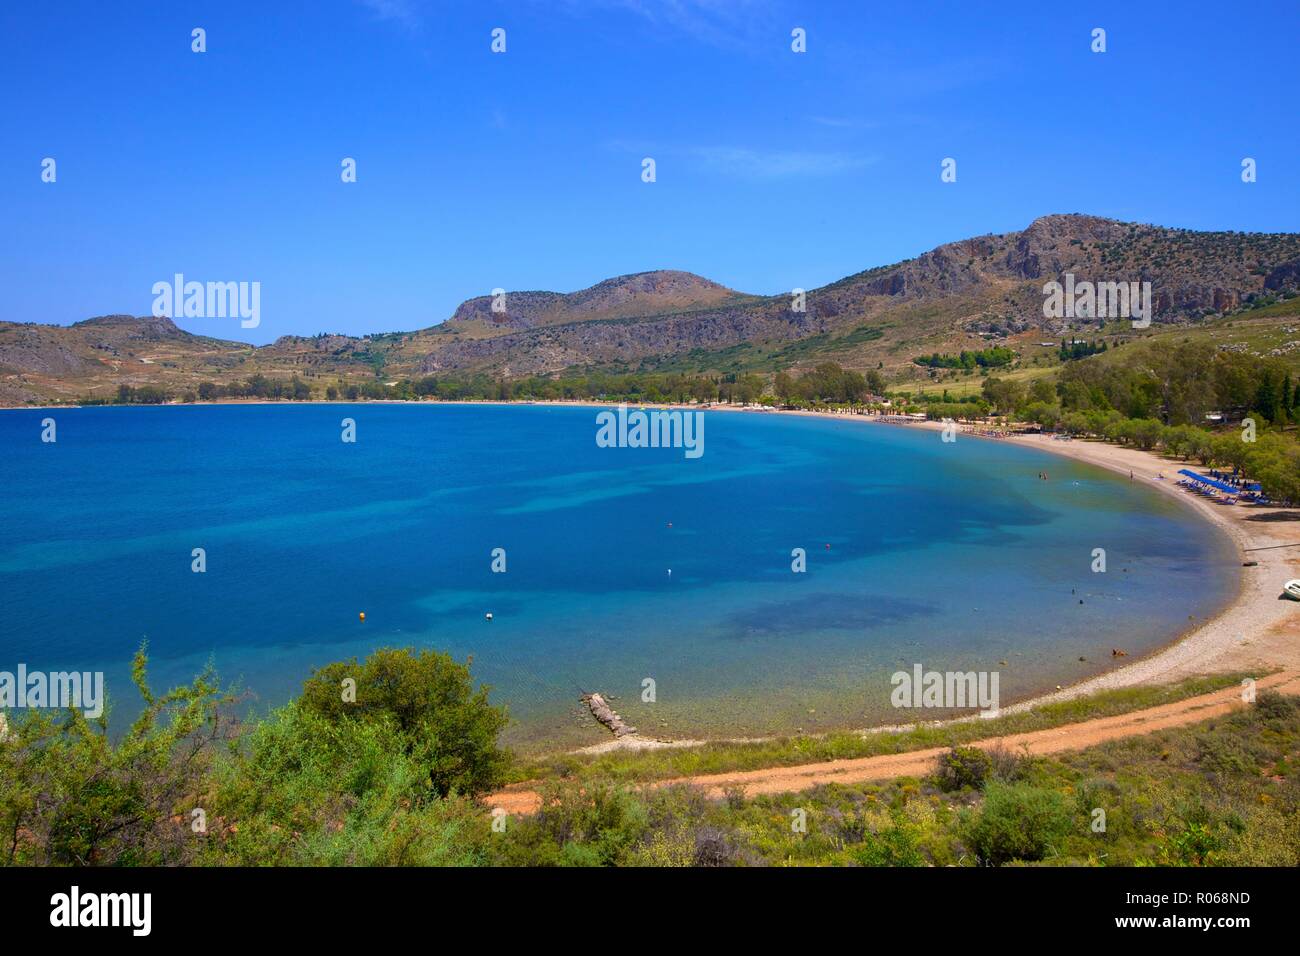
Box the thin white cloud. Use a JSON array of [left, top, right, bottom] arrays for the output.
[[552, 0, 781, 49], [356, 0, 421, 30], [688, 146, 874, 180]]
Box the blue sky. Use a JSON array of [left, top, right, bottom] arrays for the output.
[[2, 0, 1297, 344]]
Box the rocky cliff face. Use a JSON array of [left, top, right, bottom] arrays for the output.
[[419, 296, 807, 376], [444, 270, 741, 333], [414, 215, 1300, 376], [4, 215, 1299, 401], [71, 314, 189, 338], [0, 326, 89, 377], [1266, 257, 1300, 291]]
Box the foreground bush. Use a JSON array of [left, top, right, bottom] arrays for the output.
[[961, 782, 1075, 865], [936, 746, 993, 792], [299, 647, 510, 797], [487, 781, 752, 867], [0, 646, 231, 865], [2, 645, 1295, 868], [203, 702, 488, 866], [855, 813, 925, 867]]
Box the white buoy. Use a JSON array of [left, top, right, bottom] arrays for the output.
[[485, 612, 493, 621], [667, 569, 672, 576]]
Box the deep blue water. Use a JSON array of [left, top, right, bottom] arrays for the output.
[[0, 404, 1236, 748]]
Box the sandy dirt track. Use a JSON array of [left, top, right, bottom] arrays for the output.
[[487, 670, 1300, 815]]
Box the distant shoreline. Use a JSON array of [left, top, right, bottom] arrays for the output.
[[5, 396, 1294, 751], [566, 404, 1297, 753], [708, 405, 1296, 712]]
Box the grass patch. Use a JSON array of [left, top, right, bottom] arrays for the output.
[[490, 687, 1300, 867], [511, 672, 1260, 786]]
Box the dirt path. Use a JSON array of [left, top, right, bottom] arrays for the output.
[[487, 670, 1300, 814]]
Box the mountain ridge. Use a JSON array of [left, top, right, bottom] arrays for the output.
[[3, 214, 1299, 404]]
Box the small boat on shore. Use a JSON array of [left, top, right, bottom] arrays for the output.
[[1283, 580, 1300, 601]]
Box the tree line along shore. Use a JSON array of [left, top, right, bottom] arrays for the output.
[[37, 334, 1300, 506]]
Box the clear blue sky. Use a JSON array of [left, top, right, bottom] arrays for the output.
[[2, 0, 1297, 344]]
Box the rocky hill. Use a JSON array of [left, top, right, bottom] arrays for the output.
[[407, 215, 1300, 377], [444, 270, 743, 333], [3, 215, 1298, 404]]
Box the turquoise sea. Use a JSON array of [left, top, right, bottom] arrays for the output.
[[0, 404, 1237, 750]]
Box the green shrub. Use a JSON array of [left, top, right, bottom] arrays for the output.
[[856, 815, 925, 867], [986, 745, 1027, 784], [1160, 820, 1222, 867], [491, 781, 650, 867], [624, 828, 695, 867], [936, 746, 993, 791], [962, 783, 1075, 865], [1195, 728, 1268, 777], [1255, 690, 1298, 722], [204, 701, 487, 866], [299, 647, 510, 797], [0, 646, 229, 866], [1219, 804, 1300, 866]]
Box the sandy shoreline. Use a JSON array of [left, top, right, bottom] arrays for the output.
[[576, 405, 1300, 752], [509, 401, 1298, 751], [747, 408, 1300, 708], [998, 432, 1300, 694], [7, 396, 1296, 749]]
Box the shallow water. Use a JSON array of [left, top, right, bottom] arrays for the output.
[[0, 404, 1236, 750]]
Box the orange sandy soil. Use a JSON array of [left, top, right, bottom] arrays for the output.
[[486, 670, 1300, 815]]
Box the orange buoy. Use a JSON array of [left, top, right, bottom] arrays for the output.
[[359, 612, 366, 622]]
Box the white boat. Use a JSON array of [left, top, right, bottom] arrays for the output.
[[1283, 580, 1300, 601]]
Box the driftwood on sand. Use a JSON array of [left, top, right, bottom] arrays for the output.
[[582, 692, 636, 737]]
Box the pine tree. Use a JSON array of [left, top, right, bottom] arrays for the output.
[[1255, 373, 1280, 424]]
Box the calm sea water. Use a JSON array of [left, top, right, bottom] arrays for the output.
[[0, 404, 1236, 750]]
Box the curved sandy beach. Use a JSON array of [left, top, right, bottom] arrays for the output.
[[748, 407, 1300, 705], [789, 409, 1300, 706], [12, 398, 1295, 738], [571, 405, 1300, 752], [484, 414, 1300, 811], [996, 429, 1300, 701]]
